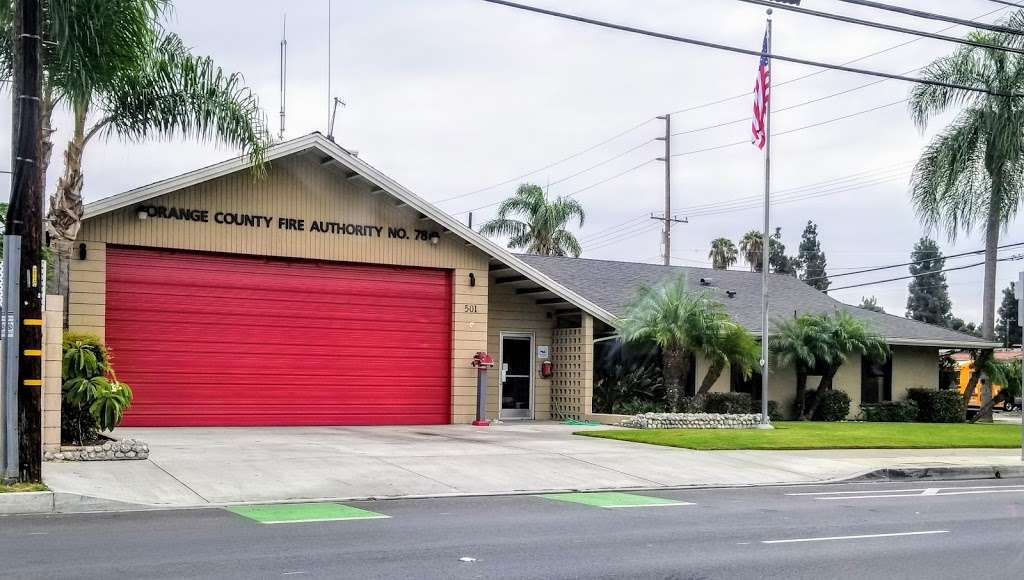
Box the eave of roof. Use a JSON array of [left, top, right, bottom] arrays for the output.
[[82, 133, 617, 326]]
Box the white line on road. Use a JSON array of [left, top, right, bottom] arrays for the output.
[[603, 502, 695, 509], [762, 530, 949, 545], [787, 484, 1024, 496]]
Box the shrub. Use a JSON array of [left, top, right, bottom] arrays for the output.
[[593, 364, 664, 414], [751, 399, 783, 422], [61, 332, 133, 445], [674, 396, 706, 413], [616, 399, 667, 415], [813, 389, 852, 422], [906, 388, 965, 423], [704, 392, 754, 414], [862, 400, 919, 422]]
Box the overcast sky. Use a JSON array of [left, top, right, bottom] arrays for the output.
[[3, 0, 1022, 323]]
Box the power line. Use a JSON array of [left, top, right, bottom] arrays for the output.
[[828, 254, 1024, 292], [443, 5, 1006, 214], [807, 242, 1024, 283], [587, 222, 662, 252], [670, 98, 908, 158], [736, 0, 1024, 56], [478, 0, 1024, 98], [987, 1, 1024, 9], [433, 117, 656, 204], [454, 158, 657, 216], [546, 139, 656, 188], [831, 0, 1024, 35], [687, 172, 910, 218], [579, 212, 651, 242]]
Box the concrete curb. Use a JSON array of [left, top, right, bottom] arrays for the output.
[[5, 465, 1022, 516], [0, 492, 54, 515], [848, 465, 1024, 482]]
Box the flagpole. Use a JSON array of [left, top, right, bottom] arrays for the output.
[[759, 9, 773, 428]]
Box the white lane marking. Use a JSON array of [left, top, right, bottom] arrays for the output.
[[787, 484, 1024, 496], [790, 484, 1024, 501], [281, 572, 308, 576], [26, 532, 48, 536], [762, 530, 949, 544], [459, 557, 477, 563], [602, 502, 695, 509]]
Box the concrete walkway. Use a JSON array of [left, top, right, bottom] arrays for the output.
[[42, 423, 1023, 508]]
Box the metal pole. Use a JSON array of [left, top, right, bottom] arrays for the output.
[[1017, 270, 1022, 462], [759, 12, 773, 427], [657, 114, 672, 266], [2, 236, 22, 481]]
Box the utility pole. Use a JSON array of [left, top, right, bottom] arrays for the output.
[[6, 0, 44, 482], [652, 114, 686, 266]]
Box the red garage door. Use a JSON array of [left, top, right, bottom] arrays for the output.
[[106, 247, 452, 426]]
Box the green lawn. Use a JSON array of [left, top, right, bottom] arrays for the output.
[[0, 482, 48, 493], [577, 421, 1023, 451]]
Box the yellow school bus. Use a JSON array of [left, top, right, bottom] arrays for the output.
[[958, 364, 1015, 411]]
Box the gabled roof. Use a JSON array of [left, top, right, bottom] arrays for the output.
[[517, 255, 999, 349], [82, 133, 617, 325]]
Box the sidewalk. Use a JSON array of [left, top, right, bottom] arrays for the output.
[[39, 423, 1023, 511]]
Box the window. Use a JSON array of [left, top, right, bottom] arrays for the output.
[[731, 366, 760, 395], [861, 356, 892, 404]]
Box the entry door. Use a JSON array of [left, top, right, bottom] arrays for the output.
[[499, 333, 534, 419]]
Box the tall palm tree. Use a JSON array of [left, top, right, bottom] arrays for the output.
[[738, 230, 763, 272], [696, 324, 759, 395], [479, 184, 585, 256], [708, 238, 738, 270], [619, 278, 729, 411], [908, 14, 1024, 342], [1, 1, 269, 299]]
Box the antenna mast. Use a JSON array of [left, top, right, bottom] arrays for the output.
[[326, 0, 332, 135], [279, 14, 287, 140]]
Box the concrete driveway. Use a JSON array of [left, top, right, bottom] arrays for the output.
[[42, 423, 1022, 508]]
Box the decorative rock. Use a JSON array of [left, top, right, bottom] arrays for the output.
[[620, 412, 766, 430], [44, 437, 150, 462]]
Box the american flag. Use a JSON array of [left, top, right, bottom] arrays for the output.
[[751, 31, 770, 150]]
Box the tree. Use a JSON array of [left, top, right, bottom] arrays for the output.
[[908, 16, 1024, 342], [858, 296, 885, 313], [949, 317, 982, 337], [798, 220, 830, 291], [770, 315, 832, 419], [739, 231, 763, 272], [997, 282, 1021, 347], [479, 184, 585, 257], [738, 228, 799, 274], [773, 312, 889, 420], [708, 238, 738, 270], [1, 1, 269, 302], [905, 237, 953, 325], [619, 278, 729, 411], [696, 323, 760, 395]]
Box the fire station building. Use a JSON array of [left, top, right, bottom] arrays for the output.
[[65, 133, 994, 428]]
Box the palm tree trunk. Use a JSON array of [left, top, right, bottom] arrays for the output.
[[803, 367, 837, 420], [794, 366, 808, 420], [662, 346, 683, 412], [961, 349, 991, 422], [696, 360, 726, 395], [49, 105, 90, 327]]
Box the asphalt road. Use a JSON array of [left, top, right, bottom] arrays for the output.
[[2, 479, 1023, 580]]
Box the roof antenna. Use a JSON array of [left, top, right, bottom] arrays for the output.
[[278, 13, 287, 141], [328, 97, 346, 141]]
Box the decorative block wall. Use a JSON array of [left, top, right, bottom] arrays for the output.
[[550, 314, 593, 420]]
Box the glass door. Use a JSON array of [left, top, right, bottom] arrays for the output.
[[499, 333, 534, 419]]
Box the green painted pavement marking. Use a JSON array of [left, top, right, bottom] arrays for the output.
[[537, 492, 694, 509], [225, 503, 390, 524]]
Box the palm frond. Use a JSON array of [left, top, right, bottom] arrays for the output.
[[90, 32, 270, 172]]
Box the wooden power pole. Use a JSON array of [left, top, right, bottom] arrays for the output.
[[8, 0, 45, 482]]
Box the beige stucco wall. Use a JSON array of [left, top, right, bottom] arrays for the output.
[[485, 277, 557, 420], [891, 345, 939, 401], [69, 153, 492, 424]]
